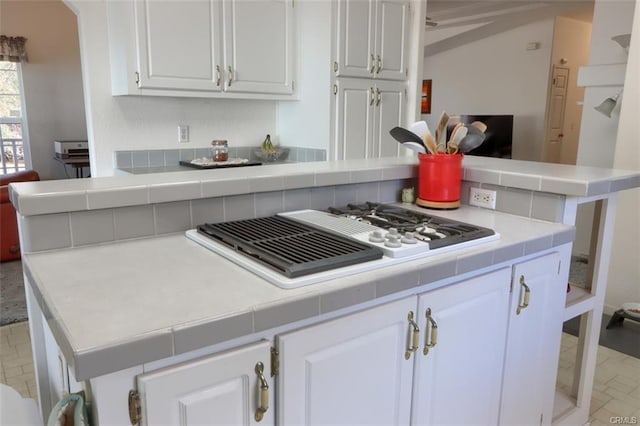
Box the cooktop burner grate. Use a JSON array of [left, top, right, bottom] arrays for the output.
[[197, 216, 383, 278]]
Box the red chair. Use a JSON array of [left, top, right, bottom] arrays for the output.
[[1, 170, 39, 262]]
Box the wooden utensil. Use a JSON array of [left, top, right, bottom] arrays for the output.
[[470, 121, 487, 133], [434, 111, 450, 145]]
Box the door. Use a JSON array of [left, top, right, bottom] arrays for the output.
[[375, 0, 409, 81], [136, 340, 274, 425], [543, 66, 569, 163], [223, 0, 294, 94], [500, 252, 565, 426], [411, 268, 511, 426], [134, 0, 222, 91], [372, 80, 405, 157], [335, 0, 376, 79], [277, 296, 415, 425], [334, 78, 375, 160]]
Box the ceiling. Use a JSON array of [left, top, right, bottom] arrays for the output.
[[426, 1, 594, 29], [424, 0, 595, 56]]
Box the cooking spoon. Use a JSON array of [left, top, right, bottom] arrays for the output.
[[434, 111, 450, 145], [458, 132, 485, 153], [402, 141, 427, 154], [389, 127, 426, 148], [422, 131, 439, 154], [470, 121, 487, 133], [409, 121, 430, 140], [448, 125, 468, 154]]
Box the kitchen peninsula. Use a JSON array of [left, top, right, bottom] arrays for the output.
[[10, 156, 640, 425]]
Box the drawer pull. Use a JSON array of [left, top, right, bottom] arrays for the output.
[[423, 308, 438, 355], [517, 275, 531, 315], [404, 311, 420, 360], [254, 362, 269, 421]]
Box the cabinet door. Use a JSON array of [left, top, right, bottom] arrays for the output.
[[136, 340, 274, 426], [277, 296, 416, 425], [335, 0, 376, 78], [333, 78, 375, 160], [500, 252, 565, 426], [134, 0, 223, 91], [372, 80, 405, 158], [412, 268, 511, 426], [223, 0, 294, 94], [375, 0, 409, 80]]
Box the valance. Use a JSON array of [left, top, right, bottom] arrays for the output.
[[0, 36, 28, 63]]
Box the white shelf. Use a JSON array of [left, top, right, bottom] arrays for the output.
[[577, 63, 627, 87], [564, 284, 595, 321]]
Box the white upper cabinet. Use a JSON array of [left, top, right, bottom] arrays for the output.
[[108, 0, 294, 98], [223, 0, 293, 95], [333, 78, 404, 160], [335, 0, 409, 81], [134, 0, 222, 92]]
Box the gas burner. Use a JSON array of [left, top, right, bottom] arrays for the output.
[[325, 202, 496, 250]]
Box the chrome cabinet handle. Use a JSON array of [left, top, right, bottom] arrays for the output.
[[215, 65, 221, 87], [369, 87, 375, 105], [423, 308, 438, 355], [404, 311, 420, 360], [228, 65, 233, 87], [375, 88, 381, 106], [516, 275, 531, 315], [254, 362, 269, 421], [370, 54, 375, 74], [376, 54, 381, 74]]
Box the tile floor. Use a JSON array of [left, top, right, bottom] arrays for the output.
[[1, 321, 638, 424]]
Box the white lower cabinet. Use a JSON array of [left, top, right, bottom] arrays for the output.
[[277, 267, 511, 425], [79, 251, 566, 425], [411, 268, 511, 425], [500, 252, 565, 426], [133, 340, 274, 426], [277, 296, 415, 425]]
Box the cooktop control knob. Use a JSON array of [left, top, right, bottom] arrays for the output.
[[369, 230, 385, 243], [385, 228, 399, 239], [401, 232, 417, 244], [385, 235, 402, 248]]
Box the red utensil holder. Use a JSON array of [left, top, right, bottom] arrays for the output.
[[416, 153, 463, 209]]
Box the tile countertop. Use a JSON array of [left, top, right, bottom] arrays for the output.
[[9, 156, 640, 216], [23, 205, 575, 381]]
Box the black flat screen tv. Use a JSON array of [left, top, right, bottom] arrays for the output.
[[447, 115, 513, 158]]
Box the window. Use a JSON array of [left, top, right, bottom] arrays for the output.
[[0, 61, 29, 175]]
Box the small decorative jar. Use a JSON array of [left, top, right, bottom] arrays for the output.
[[210, 140, 229, 162]]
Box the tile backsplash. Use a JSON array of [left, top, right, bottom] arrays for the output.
[[114, 147, 327, 169], [18, 179, 410, 254]]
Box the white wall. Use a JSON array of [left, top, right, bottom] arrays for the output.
[[1, 0, 88, 180], [67, 0, 278, 177], [422, 19, 555, 161], [607, 0, 640, 312]]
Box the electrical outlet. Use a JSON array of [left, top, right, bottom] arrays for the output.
[[469, 187, 497, 209], [178, 125, 189, 143]]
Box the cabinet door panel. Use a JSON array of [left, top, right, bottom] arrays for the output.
[[335, 0, 376, 78], [412, 268, 511, 426], [334, 79, 375, 160], [135, 0, 221, 91], [224, 0, 293, 94], [137, 340, 273, 426], [373, 81, 404, 158], [500, 252, 564, 426], [376, 0, 408, 80], [278, 297, 415, 425]]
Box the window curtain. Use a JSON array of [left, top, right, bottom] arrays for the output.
[[0, 36, 28, 63]]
